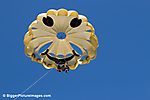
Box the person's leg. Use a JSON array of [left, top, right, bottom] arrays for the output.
[[65, 65, 69, 73], [57, 65, 61, 72], [61, 65, 66, 72]]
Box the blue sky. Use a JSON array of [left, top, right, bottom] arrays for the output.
[[0, 0, 150, 100]]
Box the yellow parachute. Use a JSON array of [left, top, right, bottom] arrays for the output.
[[23, 9, 99, 71]]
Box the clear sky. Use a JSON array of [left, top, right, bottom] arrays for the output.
[[0, 0, 150, 100]]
